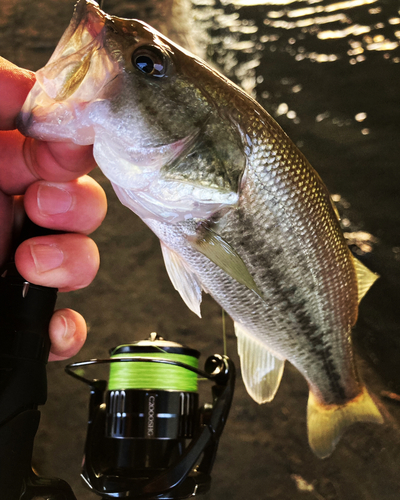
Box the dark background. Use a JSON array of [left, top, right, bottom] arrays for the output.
[[1, 0, 400, 498]]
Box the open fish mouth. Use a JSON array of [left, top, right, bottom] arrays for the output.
[[17, 0, 204, 181], [18, 0, 119, 145]]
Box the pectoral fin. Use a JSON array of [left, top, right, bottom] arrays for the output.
[[189, 223, 263, 298], [307, 387, 383, 459], [160, 242, 202, 318], [235, 322, 285, 404], [352, 256, 379, 303]]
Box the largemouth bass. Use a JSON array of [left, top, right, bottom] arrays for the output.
[[18, 0, 383, 458]]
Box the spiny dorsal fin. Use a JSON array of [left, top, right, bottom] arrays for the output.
[[307, 387, 383, 459], [330, 196, 341, 221], [235, 322, 285, 404], [160, 242, 202, 318], [189, 223, 263, 299], [352, 255, 379, 303]]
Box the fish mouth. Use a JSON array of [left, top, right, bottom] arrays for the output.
[[18, 0, 120, 144], [17, 0, 205, 180]]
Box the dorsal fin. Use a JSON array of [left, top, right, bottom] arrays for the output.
[[352, 256, 379, 303], [235, 322, 285, 403], [330, 196, 341, 221], [160, 242, 203, 317]]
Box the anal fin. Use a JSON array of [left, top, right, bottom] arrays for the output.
[[160, 242, 202, 318], [235, 322, 285, 404], [307, 387, 383, 459]]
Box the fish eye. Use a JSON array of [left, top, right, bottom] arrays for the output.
[[131, 46, 167, 77]]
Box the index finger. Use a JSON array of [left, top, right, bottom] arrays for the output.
[[0, 130, 97, 196], [0, 58, 97, 195], [0, 57, 35, 130]]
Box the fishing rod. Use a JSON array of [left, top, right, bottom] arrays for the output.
[[0, 218, 75, 500], [0, 218, 235, 500]]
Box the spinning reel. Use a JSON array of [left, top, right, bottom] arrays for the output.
[[66, 334, 235, 499], [0, 219, 235, 500]]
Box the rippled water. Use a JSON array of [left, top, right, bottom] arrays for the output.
[[189, 0, 399, 88]]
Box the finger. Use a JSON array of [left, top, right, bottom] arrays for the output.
[[0, 57, 35, 130], [24, 176, 107, 235], [0, 58, 97, 194], [24, 137, 98, 182], [14, 233, 100, 292], [48, 308, 87, 361], [0, 132, 97, 195]]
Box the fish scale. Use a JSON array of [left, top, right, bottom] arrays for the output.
[[148, 138, 359, 405], [18, 0, 383, 458], [245, 138, 359, 404]]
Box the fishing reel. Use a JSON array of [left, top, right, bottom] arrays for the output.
[[66, 333, 235, 499], [0, 216, 235, 499]]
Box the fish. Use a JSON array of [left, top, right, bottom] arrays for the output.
[[18, 0, 383, 458]]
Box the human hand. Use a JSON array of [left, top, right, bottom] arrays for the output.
[[0, 57, 107, 361]]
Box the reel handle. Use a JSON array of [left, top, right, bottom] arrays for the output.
[[0, 217, 76, 500]]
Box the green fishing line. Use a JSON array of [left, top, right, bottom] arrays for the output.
[[108, 352, 199, 392], [222, 308, 227, 357]]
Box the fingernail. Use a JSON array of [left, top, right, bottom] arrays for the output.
[[37, 183, 73, 215], [58, 314, 77, 340], [30, 243, 64, 273]]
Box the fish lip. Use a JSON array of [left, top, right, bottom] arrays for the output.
[[17, 0, 121, 142], [16, 110, 32, 138], [74, 0, 107, 36], [35, 0, 113, 99]]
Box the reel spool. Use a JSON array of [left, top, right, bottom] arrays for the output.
[[66, 333, 235, 499]]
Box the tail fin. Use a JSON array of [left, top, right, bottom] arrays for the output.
[[307, 388, 383, 459]]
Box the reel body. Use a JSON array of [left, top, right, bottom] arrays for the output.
[[66, 336, 235, 499]]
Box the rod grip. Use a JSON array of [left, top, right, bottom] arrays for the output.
[[0, 219, 57, 498]]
